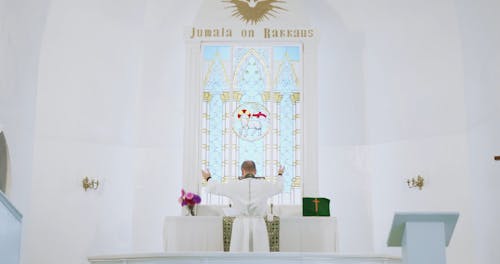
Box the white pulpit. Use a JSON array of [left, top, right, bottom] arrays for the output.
[[387, 212, 459, 264], [163, 205, 337, 252]]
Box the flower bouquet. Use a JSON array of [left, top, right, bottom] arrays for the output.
[[178, 189, 201, 216]]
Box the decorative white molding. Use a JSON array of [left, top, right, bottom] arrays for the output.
[[182, 39, 203, 193], [301, 38, 319, 196], [89, 252, 402, 264]]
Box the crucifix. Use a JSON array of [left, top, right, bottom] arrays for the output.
[[313, 198, 320, 213]]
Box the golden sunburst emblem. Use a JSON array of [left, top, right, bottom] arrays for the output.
[[223, 0, 287, 25]]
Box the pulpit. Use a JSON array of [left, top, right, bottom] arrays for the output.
[[387, 212, 459, 264], [163, 205, 337, 252]]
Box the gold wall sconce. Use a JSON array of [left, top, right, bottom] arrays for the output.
[[407, 175, 424, 190], [82, 176, 99, 191]]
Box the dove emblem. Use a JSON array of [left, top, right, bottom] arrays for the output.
[[223, 0, 287, 25]]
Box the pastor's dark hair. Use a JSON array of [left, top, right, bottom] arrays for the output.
[[241, 160, 256, 172]]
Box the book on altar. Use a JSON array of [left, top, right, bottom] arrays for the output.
[[302, 197, 330, 216]]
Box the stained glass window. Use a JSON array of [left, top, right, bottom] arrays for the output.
[[201, 44, 302, 204]]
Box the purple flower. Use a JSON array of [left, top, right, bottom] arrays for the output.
[[178, 189, 202, 207]]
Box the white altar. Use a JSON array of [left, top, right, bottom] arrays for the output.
[[89, 207, 403, 263], [163, 205, 337, 252]]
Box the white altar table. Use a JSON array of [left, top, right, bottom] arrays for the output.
[[163, 216, 337, 252]]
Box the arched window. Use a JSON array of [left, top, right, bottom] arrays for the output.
[[200, 44, 303, 204]]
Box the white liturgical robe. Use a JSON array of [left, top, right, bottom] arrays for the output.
[[206, 176, 283, 252]]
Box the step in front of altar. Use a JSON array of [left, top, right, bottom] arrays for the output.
[[88, 252, 402, 264]]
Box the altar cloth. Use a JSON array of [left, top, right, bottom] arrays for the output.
[[163, 216, 337, 252], [223, 216, 280, 252]]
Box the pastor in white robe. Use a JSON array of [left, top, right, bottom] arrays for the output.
[[206, 176, 283, 252]]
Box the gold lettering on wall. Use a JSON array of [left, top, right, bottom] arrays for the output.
[[241, 29, 255, 38], [190, 27, 233, 39], [264, 28, 314, 39], [189, 27, 314, 40], [188, 1, 315, 40]]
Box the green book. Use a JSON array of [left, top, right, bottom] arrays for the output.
[[302, 197, 330, 216]]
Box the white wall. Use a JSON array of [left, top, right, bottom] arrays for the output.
[[132, 0, 202, 252], [317, 1, 476, 263], [0, 0, 49, 213], [2, 0, 498, 264], [23, 1, 145, 263], [355, 1, 474, 263], [309, 0, 373, 253], [23, 1, 204, 262], [455, 0, 500, 263], [0, 1, 50, 263]]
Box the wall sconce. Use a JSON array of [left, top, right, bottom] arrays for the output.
[[407, 175, 424, 190], [82, 176, 99, 191]]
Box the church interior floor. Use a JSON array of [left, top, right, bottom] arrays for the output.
[[88, 252, 402, 264]]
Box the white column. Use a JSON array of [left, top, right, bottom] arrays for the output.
[[292, 93, 301, 204], [201, 93, 210, 203], [183, 41, 202, 193], [302, 39, 319, 197]]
